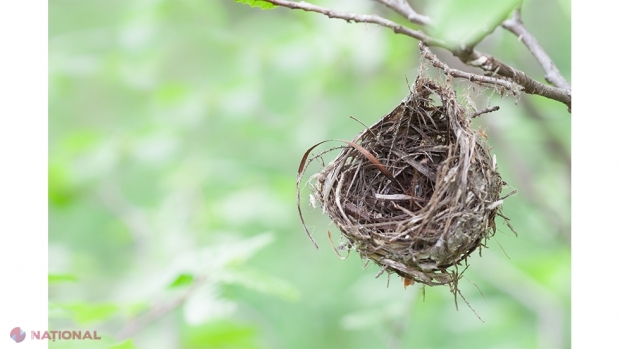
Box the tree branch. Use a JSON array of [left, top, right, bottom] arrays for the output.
[[419, 43, 520, 93], [373, 0, 570, 109], [262, 0, 571, 110], [502, 9, 571, 90], [374, 0, 431, 26], [460, 49, 571, 110], [263, 0, 433, 42]]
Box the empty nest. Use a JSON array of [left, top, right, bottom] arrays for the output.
[[298, 75, 514, 289]]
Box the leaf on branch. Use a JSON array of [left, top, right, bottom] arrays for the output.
[[48, 273, 79, 284], [168, 273, 194, 288], [428, 0, 521, 49], [234, 0, 278, 10]]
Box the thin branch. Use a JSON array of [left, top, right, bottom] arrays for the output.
[[116, 274, 209, 340], [472, 105, 500, 118], [502, 9, 571, 90], [374, 0, 571, 109], [455, 49, 571, 110], [374, 0, 431, 26], [264, 0, 432, 42], [262, 0, 571, 109], [419, 43, 520, 93]]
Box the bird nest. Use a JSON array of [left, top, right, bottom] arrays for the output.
[[297, 75, 514, 289]]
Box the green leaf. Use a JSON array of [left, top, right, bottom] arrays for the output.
[[168, 273, 194, 288], [109, 339, 136, 349], [49, 273, 79, 284], [49, 162, 76, 207], [234, 0, 277, 10], [428, 0, 521, 49]]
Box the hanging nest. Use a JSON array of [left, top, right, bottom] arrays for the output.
[[297, 74, 514, 289]]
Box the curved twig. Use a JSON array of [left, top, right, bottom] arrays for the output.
[[502, 9, 571, 90], [263, 0, 433, 43]]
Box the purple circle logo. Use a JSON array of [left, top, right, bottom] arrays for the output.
[[10, 327, 25, 343]]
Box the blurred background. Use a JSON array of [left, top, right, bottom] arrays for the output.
[[48, 0, 570, 348]]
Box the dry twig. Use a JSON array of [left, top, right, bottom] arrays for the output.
[[472, 106, 501, 118], [418, 43, 520, 93]]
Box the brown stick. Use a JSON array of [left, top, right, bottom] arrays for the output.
[[472, 106, 501, 118]]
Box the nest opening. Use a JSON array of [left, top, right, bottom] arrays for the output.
[[298, 75, 512, 289]]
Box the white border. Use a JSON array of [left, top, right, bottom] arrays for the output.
[[572, 0, 620, 347], [0, 1, 48, 348]]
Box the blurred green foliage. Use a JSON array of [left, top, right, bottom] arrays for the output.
[[428, 0, 522, 49], [49, 0, 570, 348]]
